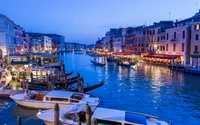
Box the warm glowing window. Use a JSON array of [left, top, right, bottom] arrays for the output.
[[195, 24, 200, 30]]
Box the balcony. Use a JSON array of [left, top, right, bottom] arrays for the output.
[[193, 51, 199, 54], [170, 38, 179, 42]]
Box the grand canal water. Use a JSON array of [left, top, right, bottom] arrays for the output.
[[0, 52, 200, 125]]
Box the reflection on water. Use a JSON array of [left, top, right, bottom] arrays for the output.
[[0, 53, 200, 125], [11, 105, 39, 120]]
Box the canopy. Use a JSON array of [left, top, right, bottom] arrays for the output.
[[144, 54, 181, 59]]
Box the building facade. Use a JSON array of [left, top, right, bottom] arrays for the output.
[[0, 14, 16, 58], [190, 21, 200, 67]]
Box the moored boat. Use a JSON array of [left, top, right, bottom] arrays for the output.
[[106, 56, 115, 62], [91, 60, 105, 66], [37, 104, 171, 125], [10, 90, 100, 111]]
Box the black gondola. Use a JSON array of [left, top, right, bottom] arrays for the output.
[[66, 71, 73, 76], [91, 60, 105, 66], [68, 80, 104, 92]]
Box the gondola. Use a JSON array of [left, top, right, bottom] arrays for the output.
[[67, 76, 78, 81], [107, 56, 115, 62], [65, 71, 73, 76], [91, 60, 105, 66], [68, 80, 104, 92], [116, 61, 137, 67]]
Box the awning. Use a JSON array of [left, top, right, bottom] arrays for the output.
[[144, 54, 181, 59]]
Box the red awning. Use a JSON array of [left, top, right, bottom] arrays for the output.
[[143, 54, 181, 59]]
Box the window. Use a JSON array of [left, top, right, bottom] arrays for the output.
[[163, 46, 165, 51], [141, 48, 144, 51], [167, 33, 169, 40], [174, 32, 176, 39], [153, 30, 155, 34], [194, 46, 198, 52], [173, 44, 176, 52], [195, 24, 200, 30], [157, 37, 160, 42], [196, 34, 199, 41], [158, 29, 161, 33], [96, 119, 122, 125], [160, 46, 162, 51], [182, 30, 185, 39], [157, 46, 159, 50], [166, 44, 168, 51], [182, 43, 184, 52], [163, 35, 165, 39]]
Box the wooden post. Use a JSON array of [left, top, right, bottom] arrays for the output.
[[17, 116, 22, 125], [30, 72, 33, 84], [80, 78, 84, 93], [91, 119, 98, 125], [36, 70, 38, 79], [26, 81, 29, 94], [77, 73, 80, 91], [86, 104, 92, 125], [77, 121, 82, 125], [54, 103, 59, 125], [23, 72, 25, 91]]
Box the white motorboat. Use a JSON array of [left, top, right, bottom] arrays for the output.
[[37, 104, 171, 125], [10, 90, 99, 111], [37, 104, 86, 125]]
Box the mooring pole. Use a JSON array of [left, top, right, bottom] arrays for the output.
[[17, 116, 22, 125], [23, 72, 25, 91], [54, 103, 59, 125], [86, 104, 92, 125], [91, 119, 98, 125]]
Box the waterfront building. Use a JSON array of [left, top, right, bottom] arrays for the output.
[[95, 38, 103, 51], [66, 42, 85, 51], [113, 35, 122, 53], [122, 27, 136, 53], [86, 44, 95, 50], [15, 25, 30, 54], [0, 14, 17, 58], [165, 22, 190, 64], [190, 21, 200, 67], [40, 36, 52, 52], [145, 21, 174, 54], [27, 33, 65, 52], [102, 34, 111, 51]]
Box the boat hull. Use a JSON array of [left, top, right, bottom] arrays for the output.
[[13, 99, 74, 109]]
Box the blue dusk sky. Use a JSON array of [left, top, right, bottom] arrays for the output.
[[0, 0, 199, 44]]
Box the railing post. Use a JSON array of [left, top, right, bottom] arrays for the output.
[[77, 121, 82, 125], [23, 72, 25, 91], [91, 119, 98, 125], [86, 104, 92, 125], [17, 116, 22, 125], [54, 103, 59, 125]]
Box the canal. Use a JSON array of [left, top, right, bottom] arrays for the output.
[[0, 52, 200, 125]]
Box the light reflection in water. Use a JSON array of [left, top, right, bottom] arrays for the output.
[[0, 53, 200, 125]]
